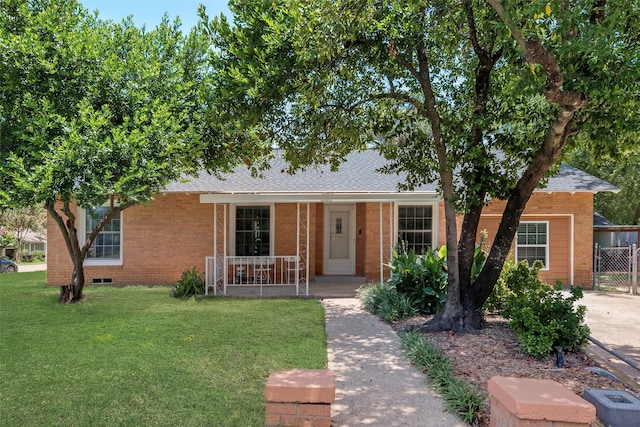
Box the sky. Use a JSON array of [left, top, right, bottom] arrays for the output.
[[80, 1, 230, 29]]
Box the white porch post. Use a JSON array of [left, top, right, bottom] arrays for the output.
[[380, 202, 383, 285], [296, 203, 300, 295], [379, 202, 395, 286], [209, 203, 216, 296], [632, 244, 638, 296], [306, 203, 310, 296], [295, 202, 311, 296], [389, 202, 394, 282], [222, 204, 227, 295]]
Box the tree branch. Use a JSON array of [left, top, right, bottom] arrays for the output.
[[486, 0, 588, 110], [81, 200, 135, 259], [44, 200, 74, 266], [485, 0, 528, 52], [318, 91, 423, 115]]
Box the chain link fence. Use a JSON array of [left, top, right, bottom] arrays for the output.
[[593, 244, 638, 294]]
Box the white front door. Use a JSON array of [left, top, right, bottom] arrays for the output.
[[324, 204, 356, 275]]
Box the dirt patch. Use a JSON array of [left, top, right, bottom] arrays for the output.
[[391, 314, 636, 426]]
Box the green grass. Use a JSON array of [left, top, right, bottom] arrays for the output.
[[0, 272, 327, 426]]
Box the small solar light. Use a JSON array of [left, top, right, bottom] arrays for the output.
[[555, 346, 564, 368]]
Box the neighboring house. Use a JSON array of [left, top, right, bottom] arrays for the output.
[[1, 228, 47, 260], [47, 150, 618, 293], [593, 213, 639, 248]]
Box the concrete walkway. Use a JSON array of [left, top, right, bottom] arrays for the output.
[[15, 263, 47, 272], [323, 298, 465, 427]]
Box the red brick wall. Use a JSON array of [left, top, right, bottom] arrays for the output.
[[478, 215, 572, 285], [315, 203, 324, 276], [437, 203, 447, 247], [364, 202, 395, 283], [274, 203, 316, 281], [48, 199, 322, 287], [356, 203, 366, 277], [274, 204, 298, 256], [47, 192, 593, 288], [47, 194, 214, 287], [475, 192, 593, 287]]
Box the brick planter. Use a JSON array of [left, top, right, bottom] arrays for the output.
[[264, 369, 335, 427], [488, 376, 596, 427]]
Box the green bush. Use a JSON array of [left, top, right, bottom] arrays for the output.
[[356, 284, 418, 322], [386, 245, 447, 314], [501, 260, 590, 357], [30, 250, 46, 262], [483, 257, 516, 314], [171, 267, 205, 298]]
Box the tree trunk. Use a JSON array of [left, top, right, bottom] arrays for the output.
[[425, 195, 465, 332], [419, 3, 500, 333], [45, 200, 87, 303], [45, 198, 130, 304], [59, 260, 85, 303], [419, 3, 590, 333]]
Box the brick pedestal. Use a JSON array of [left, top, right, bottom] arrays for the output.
[[488, 376, 596, 427], [264, 369, 335, 427]]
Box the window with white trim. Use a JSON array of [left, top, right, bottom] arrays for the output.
[[398, 205, 434, 254], [516, 222, 548, 269], [84, 206, 122, 263], [234, 205, 271, 256]]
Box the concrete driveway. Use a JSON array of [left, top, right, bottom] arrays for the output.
[[579, 290, 640, 391]]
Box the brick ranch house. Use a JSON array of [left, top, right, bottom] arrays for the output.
[[47, 150, 618, 295]]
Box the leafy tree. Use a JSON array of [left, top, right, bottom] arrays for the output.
[[566, 147, 640, 225], [0, 229, 16, 255], [200, 0, 640, 330], [0, 0, 245, 302], [0, 206, 47, 262]]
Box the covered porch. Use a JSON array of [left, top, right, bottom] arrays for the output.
[[205, 273, 366, 298], [201, 197, 423, 297], [204, 202, 314, 296]]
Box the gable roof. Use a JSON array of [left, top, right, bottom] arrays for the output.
[[165, 150, 618, 202], [542, 164, 618, 193], [0, 228, 46, 244]]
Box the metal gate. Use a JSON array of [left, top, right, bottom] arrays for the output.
[[593, 243, 638, 295]]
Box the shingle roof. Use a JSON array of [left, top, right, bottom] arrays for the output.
[[165, 150, 618, 195], [543, 164, 618, 193], [593, 212, 614, 226]]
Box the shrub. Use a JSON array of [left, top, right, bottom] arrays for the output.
[[386, 245, 447, 314], [30, 250, 46, 262], [356, 284, 418, 322], [401, 332, 486, 425], [171, 267, 205, 298], [501, 260, 590, 357], [483, 256, 516, 314]]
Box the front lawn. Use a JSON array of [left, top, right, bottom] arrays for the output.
[[0, 272, 327, 426]]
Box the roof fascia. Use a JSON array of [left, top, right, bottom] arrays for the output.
[[199, 193, 440, 204]]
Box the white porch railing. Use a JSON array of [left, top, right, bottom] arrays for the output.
[[205, 255, 306, 296]]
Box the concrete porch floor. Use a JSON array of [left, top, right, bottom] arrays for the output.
[[212, 276, 372, 298]]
